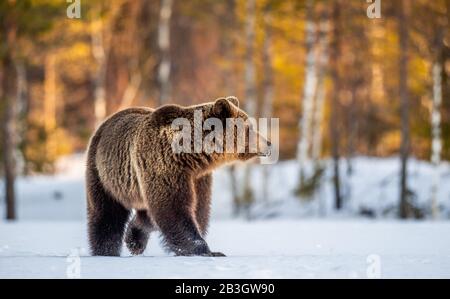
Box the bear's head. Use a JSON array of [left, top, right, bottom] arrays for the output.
[[166, 96, 271, 168], [207, 96, 272, 162]]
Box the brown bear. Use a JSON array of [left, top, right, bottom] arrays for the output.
[[85, 96, 271, 257]]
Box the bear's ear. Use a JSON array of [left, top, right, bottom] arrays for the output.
[[213, 98, 235, 119], [226, 96, 239, 108]]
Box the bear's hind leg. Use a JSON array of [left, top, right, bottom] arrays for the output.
[[125, 210, 154, 255], [87, 179, 130, 256]]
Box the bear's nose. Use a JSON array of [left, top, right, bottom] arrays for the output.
[[267, 140, 272, 147]]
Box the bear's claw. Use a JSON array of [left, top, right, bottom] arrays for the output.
[[211, 252, 226, 257], [202, 252, 226, 257], [126, 240, 146, 255]]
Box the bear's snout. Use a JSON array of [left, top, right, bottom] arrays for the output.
[[257, 136, 272, 157]]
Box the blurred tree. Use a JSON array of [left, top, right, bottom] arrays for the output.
[[329, 0, 343, 210], [261, 0, 275, 203], [398, 0, 411, 219], [0, 0, 63, 219], [241, 0, 257, 218], [218, 0, 242, 215], [420, 0, 449, 218], [311, 3, 330, 166], [292, 1, 330, 211], [297, 0, 317, 191], [90, 1, 109, 128], [295, 0, 329, 203], [157, 0, 173, 105], [1, 14, 18, 220]]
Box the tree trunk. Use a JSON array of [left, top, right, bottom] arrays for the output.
[[398, 0, 410, 219], [429, 0, 449, 219], [2, 58, 17, 220], [2, 14, 18, 220], [311, 80, 325, 162], [221, 0, 241, 215], [241, 0, 257, 218], [91, 12, 108, 128], [230, 165, 241, 217], [14, 60, 27, 174], [330, 0, 342, 210], [262, 5, 274, 121], [430, 56, 443, 219], [244, 0, 257, 116], [44, 54, 57, 133], [297, 0, 317, 186], [261, 3, 274, 203], [157, 0, 173, 105], [310, 5, 330, 216], [44, 53, 58, 164], [346, 89, 357, 176], [368, 22, 385, 156], [311, 8, 330, 163]]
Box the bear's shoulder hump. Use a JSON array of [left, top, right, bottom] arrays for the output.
[[152, 104, 186, 125]]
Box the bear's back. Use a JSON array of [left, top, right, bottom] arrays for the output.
[[95, 107, 154, 153]]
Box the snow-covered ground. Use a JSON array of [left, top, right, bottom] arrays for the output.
[[1, 220, 450, 278], [1, 154, 450, 278]]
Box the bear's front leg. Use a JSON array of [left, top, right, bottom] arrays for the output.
[[195, 174, 226, 257], [147, 176, 220, 256], [195, 174, 212, 237]]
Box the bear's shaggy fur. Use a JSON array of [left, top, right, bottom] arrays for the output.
[[85, 97, 270, 256]]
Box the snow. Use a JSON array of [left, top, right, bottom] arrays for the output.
[[1, 154, 450, 278], [1, 220, 450, 278], [214, 157, 450, 219]]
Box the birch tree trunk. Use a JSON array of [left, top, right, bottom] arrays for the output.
[[297, 0, 317, 186], [157, 0, 173, 105], [242, 0, 257, 218], [398, 0, 411, 219], [311, 78, 326, 162], [311, 9, 330, 164], [430, 58, 443, 219], [429, 0, 449, 219], [311, 7, 330, 216]]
